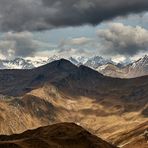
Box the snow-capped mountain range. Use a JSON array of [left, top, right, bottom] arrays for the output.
[[0, 55, 147, 78], [96, 55, 148, 78], [0, 56, 114, 70]]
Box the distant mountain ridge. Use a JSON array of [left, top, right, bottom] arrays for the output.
[[98, 55, 148, 78], [0, 55, 114, 69], [0, 55, 147, 78]]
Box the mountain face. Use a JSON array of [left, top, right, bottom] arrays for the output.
[[0, 56, 112, 70], [0, 58, 35, 69], [0, 59, 148, 148], [0, 123, 116, 148], [84, 56, 113, 69], [124, 55, 148, 78], [0, 55, 147, 78], [98, 55, 148, 78], [113, 121, 148, 148]]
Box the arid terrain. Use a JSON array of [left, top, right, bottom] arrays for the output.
[[0, 59, 148, 147], [0, 122, 116, 148]]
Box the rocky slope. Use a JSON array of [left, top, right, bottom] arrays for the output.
[[0, 123, 116, 148], [0, 59, 147, 147], [112, 121, 148, 148], [98, 55, 148, 78]]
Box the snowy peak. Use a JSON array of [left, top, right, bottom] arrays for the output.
[[74, 56, 88, 64], [0, 58, 34, 69], [128, 55, 148, 71], [97, 55, 148, 78], [84, 56, 113, 69], [125, 55, 148, 77], [68, 57, 79, 65], [0, 55, 147, 78], [135, 55, 148, 65], [0, 55, 111, 70]]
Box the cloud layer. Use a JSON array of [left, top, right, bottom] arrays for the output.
[[0, 0, 148, 31], [59, 37, 92, 48], [97, 23, 148, 56], [0, 23, 148, 59], [0, 32, 52, 59]]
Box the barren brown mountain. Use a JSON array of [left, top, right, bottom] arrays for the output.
[[0, 59, 148, 147], [0, 122, 116, 148]]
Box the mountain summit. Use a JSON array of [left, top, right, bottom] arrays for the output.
[[0, 55, 147, 78]]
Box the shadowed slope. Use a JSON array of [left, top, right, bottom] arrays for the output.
[[0, 59, 78, 96], [111, 121, 148, 148], [0, 123, 116, 148]]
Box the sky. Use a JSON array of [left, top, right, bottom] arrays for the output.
[[0, 0, 148, 63]]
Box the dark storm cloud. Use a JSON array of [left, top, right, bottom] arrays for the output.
[[0, 0, 148, 31]]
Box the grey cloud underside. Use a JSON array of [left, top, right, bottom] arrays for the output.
[[0, 0, 148, 31], [0, 32, 40, 58], [97, 23, 148, 56]]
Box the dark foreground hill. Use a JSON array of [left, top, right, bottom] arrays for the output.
[[0, 123, 116, 148]]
